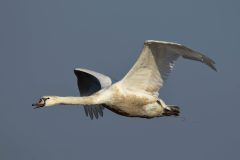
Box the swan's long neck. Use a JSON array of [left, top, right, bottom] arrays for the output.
[[44, 89, 110, 107], [59, 96, 96, 105], [50, 95, 100, 106]]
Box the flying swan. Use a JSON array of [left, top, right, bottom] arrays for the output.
[[32, 40, 216, 119]]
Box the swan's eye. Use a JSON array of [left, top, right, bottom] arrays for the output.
[[39, 98, 50, 103]]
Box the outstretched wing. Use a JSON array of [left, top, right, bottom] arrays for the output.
[[121, 40, 216, 97], [74, 68, 112, 119]]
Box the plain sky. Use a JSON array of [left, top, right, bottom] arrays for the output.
[[0, 0, 239, 160]]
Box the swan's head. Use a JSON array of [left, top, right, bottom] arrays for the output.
[[32, 96, 59, 108]]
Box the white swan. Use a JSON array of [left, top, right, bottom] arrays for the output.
[[32, 40, 216, 119]]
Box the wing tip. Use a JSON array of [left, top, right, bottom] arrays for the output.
[[83, 106, 104, 120], [74, 68, 81, 71], [74, 68, 87, 72], [202, 56, 217, 72]]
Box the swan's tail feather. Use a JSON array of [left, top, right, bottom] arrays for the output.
[[163, 105, 180, 116]]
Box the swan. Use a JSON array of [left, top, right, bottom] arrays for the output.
[[32, 40, 216, 119]]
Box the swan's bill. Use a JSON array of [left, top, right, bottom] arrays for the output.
[[32, 97, 49, 109]]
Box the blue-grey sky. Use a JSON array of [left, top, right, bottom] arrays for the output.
[[0, 0, 239, 160]]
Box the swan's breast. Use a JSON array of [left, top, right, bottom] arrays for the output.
[[110, 84, 155, 105], [104, 84, 158, 116]]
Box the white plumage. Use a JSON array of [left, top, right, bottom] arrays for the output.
[[33, 40, 216, 119]]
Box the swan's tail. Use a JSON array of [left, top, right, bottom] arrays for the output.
[[163, 105, 180, 116]]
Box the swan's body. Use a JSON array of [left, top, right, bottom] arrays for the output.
[[33, 40, 216, 119]]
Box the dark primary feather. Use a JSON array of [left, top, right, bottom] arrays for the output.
[[148, 41, 217, 72], [182, 51, 217, 71], [74, 68, 112, 119]]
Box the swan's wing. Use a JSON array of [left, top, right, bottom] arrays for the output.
[[74, 68, 112, 119], [121, 40, 216, 96]]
